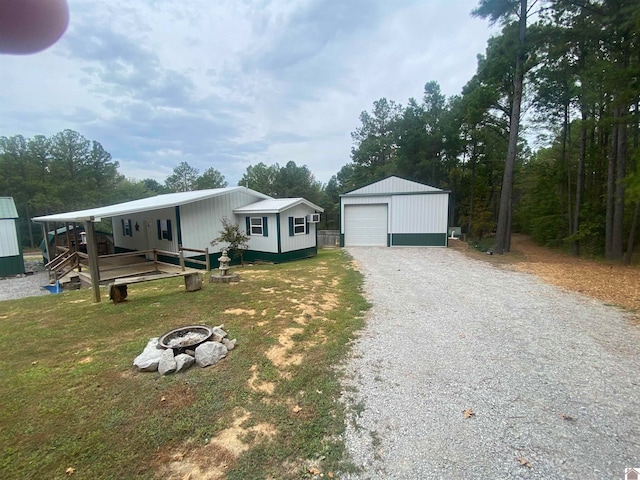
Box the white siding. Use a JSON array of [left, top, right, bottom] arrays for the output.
[[344, 205, 388, 246], [237, 213, 278, 253], [180, 190, 271, 256], [280, 205, 318, 253], [0, 219, 19, 257], [346, 176, 441, 195], [391, 193, 449, 233], [113, 207, 177, 253]]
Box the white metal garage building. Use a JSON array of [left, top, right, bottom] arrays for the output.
[[340, 176, 449, 247]]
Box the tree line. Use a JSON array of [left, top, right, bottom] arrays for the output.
[[0, 130, 326, 247], [331, 0, 640, 262], [2, 0, 639, 262]]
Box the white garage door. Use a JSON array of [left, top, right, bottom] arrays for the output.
[[344, 204, 388, 246]]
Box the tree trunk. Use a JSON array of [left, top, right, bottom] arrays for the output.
[[563, 102, 573, 237], [624, 197, 640, 266], [494, 0, 527, 255], [572, 107, 587, 256], [610, 110, 627, 260], [605, 112, 618, 258]]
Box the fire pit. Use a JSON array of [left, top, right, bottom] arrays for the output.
[[158, 325, 213, 353]]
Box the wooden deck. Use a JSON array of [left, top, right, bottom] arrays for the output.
[[76, 259, 200, 286]]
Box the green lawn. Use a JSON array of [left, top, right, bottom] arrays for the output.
[[0, 249, 368, 479]]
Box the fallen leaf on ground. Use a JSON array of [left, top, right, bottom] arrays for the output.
[[161, 396, 166, 402], [65, 467, 75, 475], [516, 457, 532, 468], [293, 405, 302, 413], [328, 472, 334, 478], [463, 408, 475, 418], [308, 466, 321, 475]]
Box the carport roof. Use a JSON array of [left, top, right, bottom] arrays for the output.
[[234, 198, 324, 214], [32, 187, 270, 223]]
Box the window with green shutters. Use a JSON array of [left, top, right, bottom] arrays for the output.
[[157, 219, 172, 241], [246, 216, 268, 236], [289, 216, 308, 236]]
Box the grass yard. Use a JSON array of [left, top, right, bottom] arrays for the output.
[[0, 249, 369, 479]]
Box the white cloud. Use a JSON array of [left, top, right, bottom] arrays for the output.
[[0, 0, 497, 187]]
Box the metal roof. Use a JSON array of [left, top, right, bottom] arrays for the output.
[[234, 198, 324, 214], [341, 176, 445, 196], [0, 197, 19, 219], [32, 187, 270, 223]]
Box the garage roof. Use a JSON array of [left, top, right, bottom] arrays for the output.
[[234, 198, 324, 214], [342, 176, 446, 196], [32, 187, 270, 223]]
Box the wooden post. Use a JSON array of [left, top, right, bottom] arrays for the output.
[[205, 246, 210, 271], [85, 219, 101, 303], [53, 222, 59, 257], [179, 245, 185, 271], [153, 249, 158, 267], [42, 223, 51, 265], [65, 223, 72, 252]]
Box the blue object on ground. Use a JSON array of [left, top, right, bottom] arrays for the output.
[[42, 280, 62, 294]]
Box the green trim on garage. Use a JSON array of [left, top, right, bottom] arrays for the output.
[[387, 234, 391, 247], [0, 255, 25, 276], [391, 233, 447, 246], [340, 234, 344, 247]]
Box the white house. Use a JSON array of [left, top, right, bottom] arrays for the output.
[[33, 187, 324, 266], [340, 176, 449, 247], [0, 197, 25, 276]]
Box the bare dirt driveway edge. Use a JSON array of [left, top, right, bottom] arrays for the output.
[[341, 246, 640, 479]]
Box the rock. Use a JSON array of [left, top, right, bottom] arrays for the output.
[[133, 337, 164, 372], [158, 348, 177, 375], [195, 341, 228, 367], [211, 326, 228, 343], [222, 338, 237, 351], [175, 353, 195, 373], [185, 349, 196, 357]]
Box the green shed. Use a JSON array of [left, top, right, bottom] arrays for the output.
[[0, 197, 25, 276]]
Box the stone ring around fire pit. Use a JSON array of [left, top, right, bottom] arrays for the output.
[[158, 325, 213, 353]]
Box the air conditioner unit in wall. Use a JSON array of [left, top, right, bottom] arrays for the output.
[[307, 213, 321, 223]]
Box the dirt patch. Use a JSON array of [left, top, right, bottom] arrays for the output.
[[450, 235, 640, 316], [155, 408, 277, 480], [224, 308, 256, 316], [248, 364, 275, 395], [266, 327, 304, 368]]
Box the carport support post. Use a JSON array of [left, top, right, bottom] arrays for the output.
[[84, 218, 101, 303]]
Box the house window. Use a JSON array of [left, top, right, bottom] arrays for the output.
[[121, 219, 133, 237], [250, 217, 263, 235], [157, 219, 173, 241], [294, 216, 306, 235], [245, 216, 268, 237]]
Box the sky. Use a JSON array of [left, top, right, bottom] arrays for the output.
[[1, 0, 498, 186]]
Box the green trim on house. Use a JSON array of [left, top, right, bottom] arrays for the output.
[[276, 213, 281, 253], [387, 234, 391, 247], [0, 255, 25, 276], [244, 246, 318, 264], [390, 233, 447, 246], [340, 234, 344, 247], [175, 206, 183, 246]]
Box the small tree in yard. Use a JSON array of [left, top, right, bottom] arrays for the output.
[[210, 217, 250, 265]]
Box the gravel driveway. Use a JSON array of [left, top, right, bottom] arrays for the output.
[[342, 247, 640, 479]]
